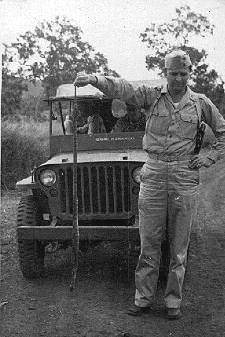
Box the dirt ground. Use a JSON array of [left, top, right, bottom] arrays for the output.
[[1, 159, 225, 337]]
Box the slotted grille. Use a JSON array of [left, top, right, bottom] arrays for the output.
[[58, 163, 132, 217]]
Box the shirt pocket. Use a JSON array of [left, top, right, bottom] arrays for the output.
[[177, 108, 198, 139], [147, 110, 169, 136]]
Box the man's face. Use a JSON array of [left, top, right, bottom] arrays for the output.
[[166, 67, 190, 94]]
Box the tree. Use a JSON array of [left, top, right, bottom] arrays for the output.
[[10, 16, 119, 97], [1, 45, 28, 119], [140, 6, 224, 113]]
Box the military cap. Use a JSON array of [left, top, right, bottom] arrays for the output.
[[165, 50, 192, 69]]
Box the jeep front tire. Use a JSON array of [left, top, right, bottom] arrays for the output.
[[17, 195, 45, 279]]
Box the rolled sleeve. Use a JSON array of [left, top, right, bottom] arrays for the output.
[[96, 76, 155, 109], [201, 96, 225, 161]]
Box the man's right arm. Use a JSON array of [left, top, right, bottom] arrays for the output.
[[74, 74, 154, 109]]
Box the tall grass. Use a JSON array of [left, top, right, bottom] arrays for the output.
[[1, 118, 49, 189]]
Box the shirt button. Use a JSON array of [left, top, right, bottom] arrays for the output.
[[169, 134, 173, 138]]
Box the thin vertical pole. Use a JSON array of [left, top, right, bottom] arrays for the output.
[[70, 85, 79, 291], [49, 102, 53, 136], [49, 102, 53, 156]]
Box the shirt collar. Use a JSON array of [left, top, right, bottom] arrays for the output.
[[179, 87, 199, 106], [158, 84, 198, 110], [161, 85, 196, 109]]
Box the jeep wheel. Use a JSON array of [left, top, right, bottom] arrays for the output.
[[17, 195, 45, 279]]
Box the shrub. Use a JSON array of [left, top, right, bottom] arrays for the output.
[[1, 119, 49, 189]]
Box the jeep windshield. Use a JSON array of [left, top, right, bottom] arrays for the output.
[[47, 80, 164, 137], [47, 84, 114, 135]]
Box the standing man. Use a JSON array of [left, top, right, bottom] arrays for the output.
[[75, 50, 225, 319]]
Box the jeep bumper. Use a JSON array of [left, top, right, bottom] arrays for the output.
[[17, 226, 140, 242]]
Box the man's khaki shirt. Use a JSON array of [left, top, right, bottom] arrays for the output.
[[96, 76, 225, 162]]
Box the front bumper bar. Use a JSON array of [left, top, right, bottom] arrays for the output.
[[17, 226, 140, 242]]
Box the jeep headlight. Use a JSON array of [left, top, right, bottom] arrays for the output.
[[132, 167, 142, 184], [40, 169, 56, 186]]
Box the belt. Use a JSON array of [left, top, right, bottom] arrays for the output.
[[147, 153, 192, 162]]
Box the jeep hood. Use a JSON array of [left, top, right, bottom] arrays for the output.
[[41, 150, 147, 166]]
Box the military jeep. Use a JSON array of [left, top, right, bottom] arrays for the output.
[[16, 80, 164, 279]]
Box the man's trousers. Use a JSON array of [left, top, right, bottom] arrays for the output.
[[135, 158, 199, 309]]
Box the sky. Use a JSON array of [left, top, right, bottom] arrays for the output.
[[1, 0, 225, 81]]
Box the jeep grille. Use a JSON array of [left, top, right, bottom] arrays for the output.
[[58, 163, 132, 218]]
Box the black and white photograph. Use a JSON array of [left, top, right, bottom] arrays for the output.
[[1, 0, 225, 336]]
